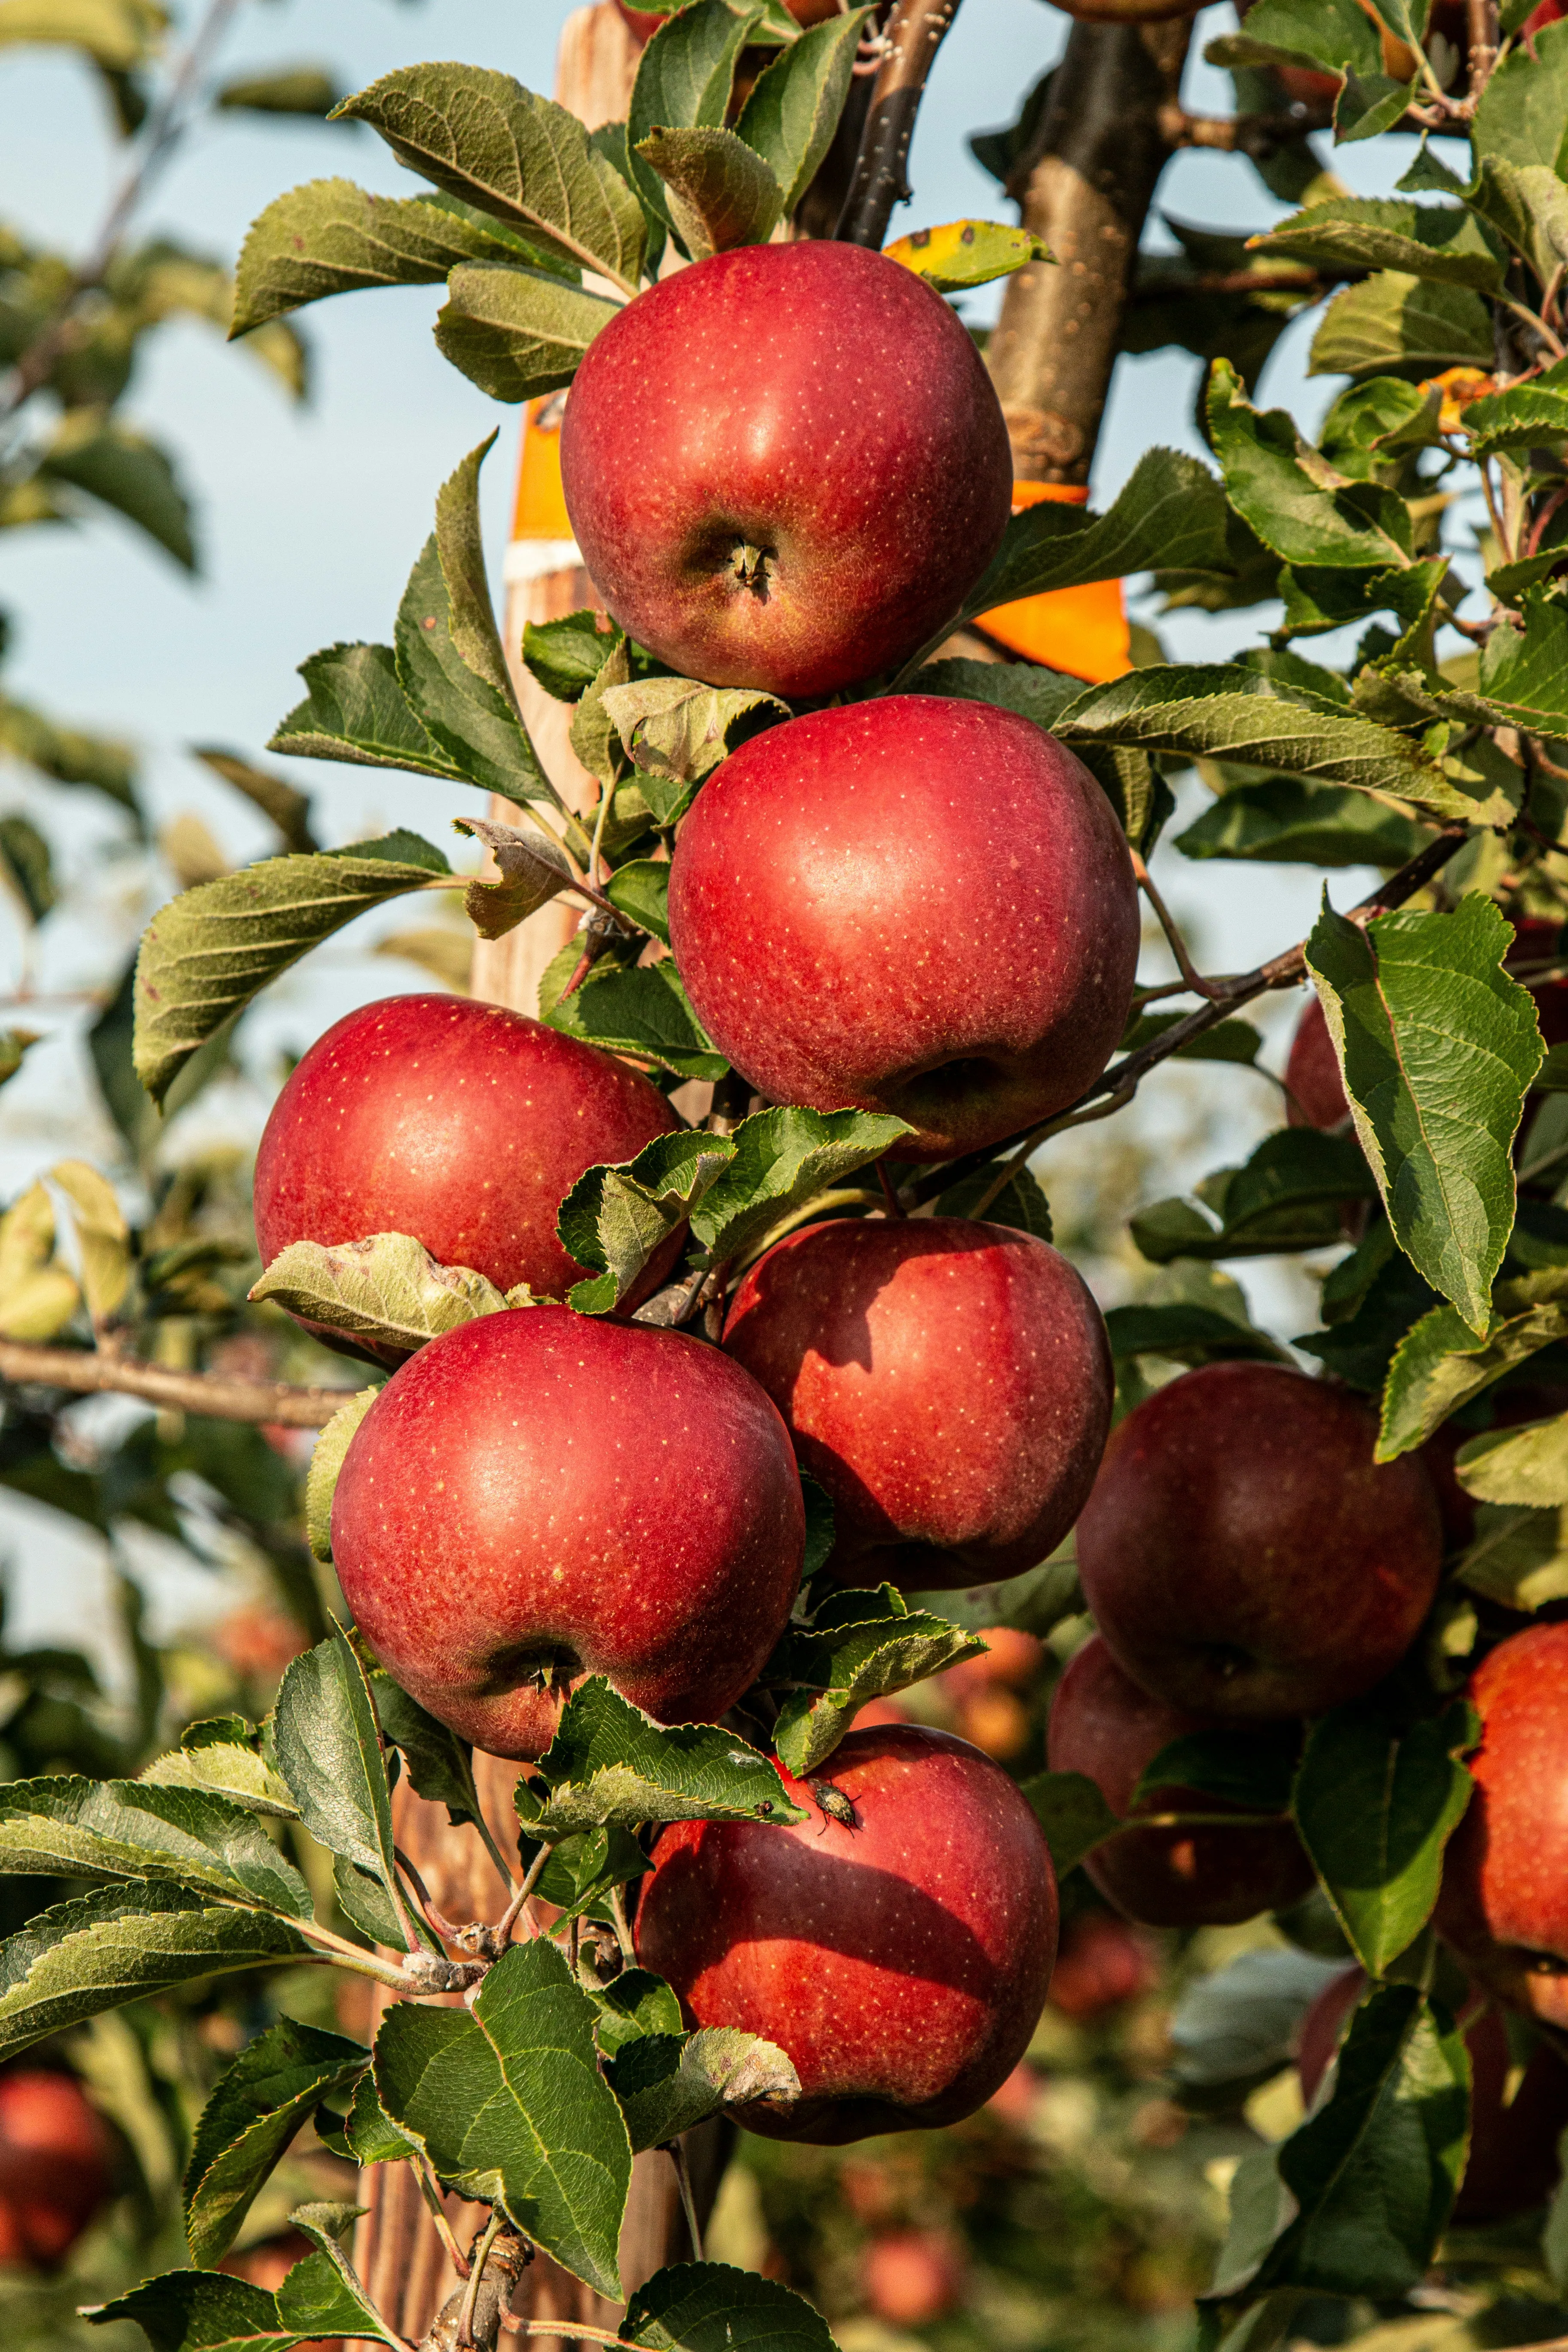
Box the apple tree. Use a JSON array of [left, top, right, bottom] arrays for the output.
[[9, 2, 1568, 2350]]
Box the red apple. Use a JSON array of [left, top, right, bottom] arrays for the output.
[[254, 995, 683, 1363], [1075, 1363, 1443, 1721], [0, 2067, 113, 2269], [863, 2230, 965, 2325], [1528, 0, 1568, 36], [331, 1304, 804, 1759], [1046, 1911, 1161, 2019], [721, 1216, 1113, 1589], [1437, 1623, 1568, 2032], [631, 1723, 1058, 2142], [1044, 0, 1201, 16], [1298, 1963, 1568, 2223], [1284, 995, 1348, 1131], [668, 698, 1141, 1160], [1047, 1635, 1314, 1928], [560, 243, 1013, 699]]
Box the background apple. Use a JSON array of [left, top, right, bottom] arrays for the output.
[[560, 243, 1013, 700], [0, 2065, 113, 2269], [1045, 1913, 1161, 2020], [632, 1724, 1058, 2143], [1298, 1964, 1568, 2223], [1047, 1635, 1314, 1927], [254, 995, 683, 1363], [1284, 995, 1348, 1131], [332, 1304, 805, 1759], [669, 698, 1140, 1160], [1437, 1622, 1568, 2031], [862, 2231, 966, 2326], [722, 1216, 1112, 1590], [1075, 1363, 1443, 1720]]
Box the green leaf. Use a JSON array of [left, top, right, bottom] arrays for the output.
[[374, 1937, 631, 2297], [0, 1775, 312, 1917], [139, 1723, 300, 1823], [556, 1128, 733, 1314], [592, 1968, 684, 2056], [1464, 358, 1568, 459], [1308, 273, 1495, 378], [133, 841, 447, 1106], [252, 1232, 513, 1356], [1454, 1407, 1568, 1504], [334, 63, 646, 292], [0, 0, 165, 73], [184, 2019, 367, 2265], [734, 8, 871, 211], [1292, 1699, 1475, 1975], [1054, 664, 1474, 821], [1208, 358, 1413, 573], [523, 609, 624, 703], [884, 217, 1050, 293], [931, 1160, 1054, 1238], [303, 1386, 378, 1566], [1020, 1768, 1121, 1877], [1306, 895, 1543, 1336], [766, 1589, 986, 1776], [272, 1634, 402, 1920], [1119, 1009, 1264, 1065], [1467, 157, 1568, 300], [1377, 1280, 1568, 1455], [276, 2203, 405, 2347], [1170, 1949, 1352, 2097], [0, 1884, 310, 2061], [600, 677, 788, 823], [603, 858, 671, 945], [1103, 1302, 1285, 1366], [622, 2262, 838, 2352], [230, 178, 549, 334], [1247, 1988, 1467, 2298], [1464, 588, 1568, 734], [514, 1677, 806, 1838], [1455, 1500, 1568, 1609], [1248, 198, 1504, 289], [41, 413, 195, 569], [269, 640, 460, 780], [946, 447, 1231, 648], [688, 1105, 914, 1268], [1176, 775, 1431, 869], [342, 2068, 421, 2165], [527, 1824, 652, 1926], [608, 2028, 800, 2151], [1131, 1128, 1377, 1265], [546, 960, 728, 1085], [1204, 0, 1381, 78], [634, 127, 781, 258], [217, 66, 341, 117], [1133, 1723, 1301, 1814], [1473, 11, 1568, 174], [435, 263, 620, 401], [628, 0, 762, 241], [368, 1669, 485, 1830], [87, 2225, 405, 2349]]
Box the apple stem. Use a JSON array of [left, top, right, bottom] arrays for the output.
[[875, 1160, 908, 1219], [606, 1884, 637, 1969], [415, 2157, 472, 2281], [668, 2135, 704, 2263]]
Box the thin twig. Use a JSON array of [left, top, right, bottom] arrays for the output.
[[500, 2323, 623, 2346], [875, 1161, 908, 1219], [835, 0, 963, 248], [496, 1841, 554, 1948], [669, 2138, 704, 2262], [395, 1847, 468, 1945], [0, 1338, 353, 1424], [458, 2208, 505, 2350], [1133, 852, 1224, 1000], [606, 1884, 637, 1969]]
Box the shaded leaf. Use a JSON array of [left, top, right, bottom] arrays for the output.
[[628, 0, 762, 241], [1455, 1500, 1568, 1610], [184, 2019, 366, 2266], [514, 1677, 806, 1838], [1176, 775, 1430, 869], [1309, 273, 1495, 379], [600, 677, 787, 823], [452, 813, 574, 940], [1378, 1280, 1568, 1456], [608, 2027, 799, 2152], [303, 1386, 379, 1566], [0, 1775, 312, 1917], [603, 858, 671, 945], [735, 8, 871, 211], [523, 609, 623, 704], [545, 959, 728, 1085], [272, 1633, 401, 1917], [689, 1105, 914, 1268], [1454, 1407, 1568, 1504], [634, 126, 782, 258], [1292, 1699, 1475, 1975], [435, 263, 619, 402], [557, 1129, 732, 1315], [621, 2263, 838, 2352], [1020, 1768, 1121, 1877], [1249, 198, 1504, 290], [768, 1590, 984, 1776]]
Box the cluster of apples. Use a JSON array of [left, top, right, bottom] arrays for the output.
[[250, 224, 1555, 2152]]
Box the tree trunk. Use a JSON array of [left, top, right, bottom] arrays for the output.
[[986, 18, 1193, 485]]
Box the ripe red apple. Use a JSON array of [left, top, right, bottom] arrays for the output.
[[1298, 1963, 1568, 2223], [722, 1216, 1113, 1589], [1284, 995, 1348, 1131], [331, 1305, 804, 1759], [1046, 1911, 1161, 2019], [1528, 0, 1568, 37], [1075, 1363, 1443, 1721], [0, 2067, 113, 2269], [1437, 1623, 1568, 2032], [632, 1723, 1058, 2142], [560, 243, 1012, 699], [254, 995, 683, 1363], [1044, 0, 1201, 16], [668, 698, 1141, 1160], [1047, 1635, 1314, 1927], [863, 2230, 965, 2326]]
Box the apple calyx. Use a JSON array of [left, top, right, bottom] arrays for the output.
[[728, 538, 777, 597]]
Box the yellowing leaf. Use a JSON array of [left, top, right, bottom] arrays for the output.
[[884, 219, 1050, 292]]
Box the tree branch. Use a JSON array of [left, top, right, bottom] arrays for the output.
[[0, 1340, 355, 1426], [835, 0, 964, 248]]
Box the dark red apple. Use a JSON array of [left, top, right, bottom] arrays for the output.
[[0, 2067, 113, 2269], [1046, 1911, 1161, 2019], [560, 243, 1012, 699], [331, 1305, 804, 1759], [668, 698, 1140, 1160], [1528, 0, 1568, 37], [1298, 1963, 1568, 2223], [254, 995, 683, 1362], [1075, 1363, 1443, 1721], [1437, 1623, 1568, 2033], [721, 1216, 1112, 1589], [1284, 995, 1348, 1131], [1046, 0, 1201, 16], [1047, 1635, 1314, 1927], [632, 1723, 1058, 2142]]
